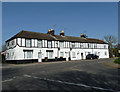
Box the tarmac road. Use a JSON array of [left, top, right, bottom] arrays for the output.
[[2, 58, 120, 92]]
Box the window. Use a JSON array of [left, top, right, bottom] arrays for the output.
[[56, 41, 58, 47], [94, 44, 97, 48], [105, 52, 107, 56], [11, 40, 14, 45], [49, 52, 53, 58], [48, 41, 52, 48], [88, 43, 90, 48], [24, 50, 33, 59], [72, 42, 75, 48], [26, 39, 31, 47], [72, 52, 76, 58], [38, 52, 42, 58], [60, 52, 64, 57], [59, 42, 64, 48], [46, 50, 53, 59], [80, 43, 81, 48], [38, 40, 42, 47], [104, 45, 106, 48], [81, 43, 83, 48]]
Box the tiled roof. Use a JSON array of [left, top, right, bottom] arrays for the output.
[[6, 30, 56, 41], [6, 30, 107, 44]]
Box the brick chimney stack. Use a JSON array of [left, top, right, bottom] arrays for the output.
[[80, 33, 86, 38], [60, 30, 65, 36], [48, 29, 55, 36]]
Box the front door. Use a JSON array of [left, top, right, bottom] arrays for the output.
[[81, 53, 83, 60]]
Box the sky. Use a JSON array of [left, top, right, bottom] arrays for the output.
[[2, 2, 118, 45]]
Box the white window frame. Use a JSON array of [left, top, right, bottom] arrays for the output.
[[24, 50, 33, 59], [72, 42, 75, 48], [38, 40, 42, 47], [48, 41, 52, 48], [38, 52, 42, 58], [11, 40, 14, 45], [46, 50, 53, 59], [59, 42, 64, 48], [26, 39, 31, 47]]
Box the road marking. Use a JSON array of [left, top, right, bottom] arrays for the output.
[[2, 76, 17, 83], [2, 79, 13, 83], [24, 74, 119, 92]]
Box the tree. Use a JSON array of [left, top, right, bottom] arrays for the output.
[[104, 35, 117, 58], [113, 48, 119, 57]]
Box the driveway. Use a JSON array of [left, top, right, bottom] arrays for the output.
[[2, 58, 120, 92]]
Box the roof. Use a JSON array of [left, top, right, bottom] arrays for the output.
[[6, 30, 56, 42], [6, 30, 107, 44]]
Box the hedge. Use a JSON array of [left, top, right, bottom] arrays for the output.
[[114, 57, 120, 64]]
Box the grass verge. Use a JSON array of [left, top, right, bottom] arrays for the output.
[[114, 57, 120, 64]]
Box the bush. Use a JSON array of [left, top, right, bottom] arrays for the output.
[[114, 57, 120, 64]]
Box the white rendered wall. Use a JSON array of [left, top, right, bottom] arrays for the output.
[[6, 38, 109, 61], [6, 45, 58, 60], [6, 38, 17, 49]]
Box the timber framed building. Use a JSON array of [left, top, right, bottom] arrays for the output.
[[5, 29, 109, 63]]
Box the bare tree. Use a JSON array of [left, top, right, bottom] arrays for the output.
[[104, 35, 117, 58]]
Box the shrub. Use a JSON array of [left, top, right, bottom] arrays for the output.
[[114, 57, 120, 64]]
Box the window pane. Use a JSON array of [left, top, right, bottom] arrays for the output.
[[11, 40, 14, 45], [60, 42, 64, 48], [48, 41, 52, 48], [38, 40, 42, 47], [24, 51, 33, 59], [49, 52, 53, 58], [26, 39, 30, 47], [72, 43, 75, 48], [25, 52, 27, 58]]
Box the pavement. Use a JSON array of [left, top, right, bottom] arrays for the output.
[[1, 58, 120, 92]]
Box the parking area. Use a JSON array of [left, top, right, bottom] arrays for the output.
[[2, 58, 120, 91]]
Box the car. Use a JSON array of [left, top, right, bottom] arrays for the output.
[[86, 54, 99, 59]]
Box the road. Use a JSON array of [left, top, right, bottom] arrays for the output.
[[2, 58, 120, 92]]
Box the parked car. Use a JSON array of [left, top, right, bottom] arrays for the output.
[[86, 54, 99, 59]]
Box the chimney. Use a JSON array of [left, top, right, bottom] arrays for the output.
[[60, 30, 65, 36], [48, 29, 55, 36], [81, 33, 86, 38]]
